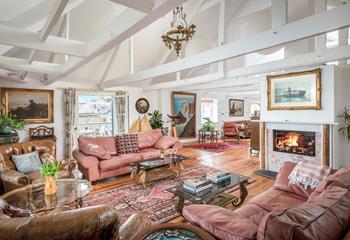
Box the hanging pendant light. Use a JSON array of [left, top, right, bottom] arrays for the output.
[[161, 6, 196, 56]]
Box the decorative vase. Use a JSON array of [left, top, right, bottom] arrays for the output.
[[44, 176, 57, 195]]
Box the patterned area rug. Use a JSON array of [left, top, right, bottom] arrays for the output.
[[83, 165, 253, 224], [186, 141, 250, 153]]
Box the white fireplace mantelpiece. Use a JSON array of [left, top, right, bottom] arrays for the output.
[[252, 120, 338, 126]]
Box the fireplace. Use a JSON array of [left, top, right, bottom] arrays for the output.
[[273, 130, 316, 157]]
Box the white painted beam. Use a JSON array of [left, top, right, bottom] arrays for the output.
[[100, 4, 350, 88], [338, 27, 349, 64], [144, 45, 350, 90], [109, 0, 154, 13], [0, 56, 62, 74], [40, 0, 69, 41], [45, 0, 187, 85], [197, 0, 220, 14], [271, 0, 287, 30], [314, 0, 327, 50], [0, 24, 87, 57]]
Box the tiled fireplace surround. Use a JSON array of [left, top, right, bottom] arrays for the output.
[[264, 122, 327, 172]]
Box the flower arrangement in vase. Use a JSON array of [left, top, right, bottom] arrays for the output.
[[36, 155, 62, 195]]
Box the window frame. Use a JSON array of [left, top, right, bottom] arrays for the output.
[[200, 98, 219, 124]]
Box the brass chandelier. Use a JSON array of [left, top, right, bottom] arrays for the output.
[[161, 6, 196, 56]]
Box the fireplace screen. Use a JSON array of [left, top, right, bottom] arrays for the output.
[[273, 130, 316, 156]]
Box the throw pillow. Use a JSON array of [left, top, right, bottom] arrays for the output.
[[116, 133, 139, 154], [79, 142, 111, 160], [154, 136, 177, 150], [288, 161, 331, 190], [12, 151, 41, 174]]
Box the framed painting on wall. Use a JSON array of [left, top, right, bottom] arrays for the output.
[[171, 91, 196, 139], [1, 88, 54, 123], [267, 69, 321, 110], [229, 99, 244, 116]]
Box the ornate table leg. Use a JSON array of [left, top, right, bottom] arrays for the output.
[[139, 170, 147, 188], [231, 182, 248, 207], [130, 168, 137, 179], [177, 196, 185, 214]]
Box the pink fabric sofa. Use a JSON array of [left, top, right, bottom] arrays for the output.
[[73, 129, 182, 182], [183, 162, 350, 240]]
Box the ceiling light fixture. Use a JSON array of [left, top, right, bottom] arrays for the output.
[[161, 6, 196, 56]]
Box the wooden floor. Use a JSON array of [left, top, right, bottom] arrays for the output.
[[91, 140, 274, 223]]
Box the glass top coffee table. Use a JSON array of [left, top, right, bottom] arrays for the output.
[[0, 179, 91, 215], [130, 155, 188, 188], [166, 173, 249, 213]]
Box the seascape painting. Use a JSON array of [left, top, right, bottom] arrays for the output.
[[171, 92, 196, 138], [229, 99, 244, 116], [267, 69, 321, 110], [1, 88, 54, 123]]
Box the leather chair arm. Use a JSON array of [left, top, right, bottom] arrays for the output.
[[0, 170, 30, 187], [119, 213, 151, 240], [0, 205, 120, 240]]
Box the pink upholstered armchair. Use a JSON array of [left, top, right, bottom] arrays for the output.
[[222, 121, 240, 143]]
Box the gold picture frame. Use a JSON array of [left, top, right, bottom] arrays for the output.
[[1, 88, 54, 123], [267, 69, 321, 110]]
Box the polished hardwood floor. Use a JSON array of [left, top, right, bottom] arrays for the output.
[[91, 140, 274, 223]]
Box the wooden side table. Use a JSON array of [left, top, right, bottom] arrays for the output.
[[133, 223, 216, 240], [198, 130, 219, 144], [0, 133, 19, 146]]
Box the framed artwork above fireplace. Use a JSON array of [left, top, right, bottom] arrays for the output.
[[267, 69, 321, 110]]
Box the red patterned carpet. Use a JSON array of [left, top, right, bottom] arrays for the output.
[[186, 141, 250, 153], [83, 165, 252, 224]]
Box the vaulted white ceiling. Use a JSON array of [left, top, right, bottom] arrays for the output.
[[0, 0, 349, 92]]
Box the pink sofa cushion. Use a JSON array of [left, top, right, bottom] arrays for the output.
[[274, 161, 314, 198], [154, 136, 178, 150], [137, 129, 162, 149], [139, 148, 160, 160], [78, 137, 117, 156], [78, 142, 111, 160], [250, 188, 306, 212], [99, 153, 142, 172], [183, 204, 258, 240], [115, 133, 139, 154]]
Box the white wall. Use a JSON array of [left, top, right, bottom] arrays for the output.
[[260, 65, 336, 123], [333, 65, 350, 168]]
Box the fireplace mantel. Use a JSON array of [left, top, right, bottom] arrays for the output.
[[252, 120, 338, 125]]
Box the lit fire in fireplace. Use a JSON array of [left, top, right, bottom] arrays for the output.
[[277, 132, 300, 148]]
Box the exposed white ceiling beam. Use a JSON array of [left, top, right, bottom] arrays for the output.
[[0, 24, 87, 57], [314, 0, 327, 50], [144, 72, 224, 90], [44, 0, 187, 85], [20, 0, 69, 80], [0, 56, 62, 74], [197, 0, 220, 14], [40, 0, 69, 41], [100, 3, 350, 88], [271, 0, 287, 30], [144, 45, 350, 90], [109, 0, 154, 13]]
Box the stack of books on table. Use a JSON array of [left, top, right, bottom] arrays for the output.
[[183, 178, 213, 197], [207, 170, 232, 185]]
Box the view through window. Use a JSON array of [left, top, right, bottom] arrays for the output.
[[201, 98, 218, 123], [78, 95, 114, 137]]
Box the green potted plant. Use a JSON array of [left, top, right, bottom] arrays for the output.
[[148, 110, 169, 135], [0, 114, 26, 135], [339, 107, 350, 143], [36, 157, 62, 195], [200, 117, 216, 132]]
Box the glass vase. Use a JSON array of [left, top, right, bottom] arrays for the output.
[[44, 176, 57, 195]]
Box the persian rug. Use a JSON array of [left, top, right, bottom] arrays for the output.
[[186, 141, 250, 153], [83, 165, 253, 225]]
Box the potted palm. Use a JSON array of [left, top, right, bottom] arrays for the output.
[[0, 114, 26, 135], [148, 110, 169, 135], [36, 156, 62, 195], [339, 107, 350, 143], [200, 118, 216, 132]]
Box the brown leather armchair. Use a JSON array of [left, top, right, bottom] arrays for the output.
[[0, 199, 151, 240], [0, 140, 76, 193], [222, 121, 240, 143]]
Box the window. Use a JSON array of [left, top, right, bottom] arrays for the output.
[[78, 95, 114, 137], [201, 98, 218, 123]]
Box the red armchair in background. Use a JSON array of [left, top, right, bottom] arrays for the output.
[[222, 122, 240, 143]]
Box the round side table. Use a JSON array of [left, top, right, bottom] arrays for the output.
[[133, 223, 215, 240]]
